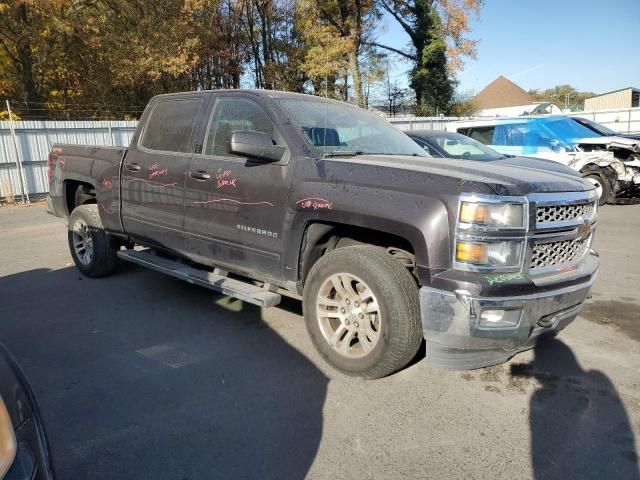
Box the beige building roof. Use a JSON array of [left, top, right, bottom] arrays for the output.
[[473, 76, 534, 110]]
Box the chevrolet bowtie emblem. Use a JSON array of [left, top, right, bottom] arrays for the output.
[[576, 218, 591, 241]]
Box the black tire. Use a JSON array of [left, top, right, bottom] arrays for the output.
[[303, 245, 422, 379], [67, 204, 119, 277], [584, 173, 612, 206]]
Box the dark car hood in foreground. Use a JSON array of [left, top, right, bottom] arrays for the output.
[[0, 344, 54, 479], [338, 154, 591, 196]]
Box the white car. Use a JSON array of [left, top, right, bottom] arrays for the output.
[[446, 116, 640, 205]]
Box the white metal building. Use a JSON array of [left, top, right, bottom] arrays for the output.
[[584, 87, 640, 111]]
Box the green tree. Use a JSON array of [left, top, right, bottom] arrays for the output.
[[448, 89, 478, 116], [528, 85, 596, 110], [411, 8, 452, 114], [372, 0, 482, 114]]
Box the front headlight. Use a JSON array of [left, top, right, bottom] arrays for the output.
[[0, 397, 16, 478], [459, 201, 525, 229], [455, 239, 524, 267], [454, 194, 528, 271]]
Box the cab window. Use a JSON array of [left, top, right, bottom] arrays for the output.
[[204, 98, 280, 157], [140, 98, 202, 153]]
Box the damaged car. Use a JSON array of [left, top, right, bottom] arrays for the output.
[[570, 116, 640, 142], [570, 136, 640, 203], [406, 130, 584, 178], [446, 116, 640, 205]]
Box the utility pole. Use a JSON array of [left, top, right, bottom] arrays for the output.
[[564, 91, 576, 110], [5, 100, 29, 204]]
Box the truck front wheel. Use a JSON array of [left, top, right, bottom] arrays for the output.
[[303, 246, 422, 379], [68, 204, 118, 277], [582, 171, 612, 206]]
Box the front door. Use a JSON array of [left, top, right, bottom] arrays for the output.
[[183, 96, 292, 280], [121, 95, 206, 251]]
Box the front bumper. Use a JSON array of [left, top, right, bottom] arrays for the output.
[[420, 269, 597, 370]]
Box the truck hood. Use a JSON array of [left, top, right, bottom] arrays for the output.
[[336, 154, 592, 196], [492, 156, 582, 178]]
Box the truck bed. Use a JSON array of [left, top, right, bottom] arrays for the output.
[[47, 144, 126, 232]]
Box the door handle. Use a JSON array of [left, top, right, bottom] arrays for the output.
[[126, 163, 141, 172], [190, 170, 211, 181]]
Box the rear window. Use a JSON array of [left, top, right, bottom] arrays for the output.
[[140, 98, 202, 153], [468, 127, 495, 145]]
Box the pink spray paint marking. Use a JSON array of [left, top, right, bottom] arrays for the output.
[[127, 178, 177, 188], [148, 164, 168, 180], [215, 170, 237, 189], [102, 178, 113, 190], [148, 169, 168, 180], [99, 201, 114, 214], [296, 197, 333, 210], [193, 198, 274, 207]]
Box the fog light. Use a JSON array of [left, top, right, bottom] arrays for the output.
[[0, 397, 16, 478], [478, 309, 522, 328]]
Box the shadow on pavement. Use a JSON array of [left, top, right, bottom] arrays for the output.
[[0, 265, 327, 480], [511, 339, 639, 479]]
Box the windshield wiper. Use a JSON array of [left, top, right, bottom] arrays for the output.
[[323, 150, 365, 157], [323, 151, 425, 158]]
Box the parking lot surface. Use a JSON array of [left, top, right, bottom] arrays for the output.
[[1, 204, 639, 479]]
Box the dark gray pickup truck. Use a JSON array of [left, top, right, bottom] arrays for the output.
[[46, 90, 599, 378]]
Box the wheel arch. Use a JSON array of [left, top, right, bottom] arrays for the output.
[[64, 177, 97, 215], [296, 219, 429, 291]]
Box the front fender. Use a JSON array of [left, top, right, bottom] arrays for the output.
[[282, 188, 452, 286]]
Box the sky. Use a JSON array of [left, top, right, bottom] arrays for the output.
[[378, 0, 640, 95]]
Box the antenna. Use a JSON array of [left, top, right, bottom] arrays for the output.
[[323, 51, 328, 151]]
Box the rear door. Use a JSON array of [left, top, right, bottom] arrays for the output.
[[183, 94, 292, 279], [121, 95, 206, 251]]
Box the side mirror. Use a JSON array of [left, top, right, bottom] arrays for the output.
[[230, 131, 285, 162]]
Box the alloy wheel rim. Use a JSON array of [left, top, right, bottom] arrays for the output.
[[316, 273, 382, 359], [72, 220, 94, 265]]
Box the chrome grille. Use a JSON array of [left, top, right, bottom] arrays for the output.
[[536, 202, 595, 225], [530, 236, 591, 270]]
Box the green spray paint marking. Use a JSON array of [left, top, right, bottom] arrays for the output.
[[485, 272, 526, 286]]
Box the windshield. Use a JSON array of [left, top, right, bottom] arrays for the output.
[[418, 132, 506, 161], [489, 116, 601, 152], [276, 98, 427, 157], [536, 117, 601, 146], [572, 117, 616, 135]]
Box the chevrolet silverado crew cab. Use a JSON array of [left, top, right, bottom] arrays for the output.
[[47, 90, 599, 379]]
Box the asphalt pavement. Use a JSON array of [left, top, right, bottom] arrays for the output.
[[0, 203, 639, 479]]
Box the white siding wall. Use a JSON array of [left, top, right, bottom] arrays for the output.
[[0, 121, 136, 200], [584, 89, 633, 111]]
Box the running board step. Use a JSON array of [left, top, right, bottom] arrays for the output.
[[117, 250, 281, 308]]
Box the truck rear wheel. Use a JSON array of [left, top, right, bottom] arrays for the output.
[[303, 246, 422, 379], [68, 204, 118, 277]]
